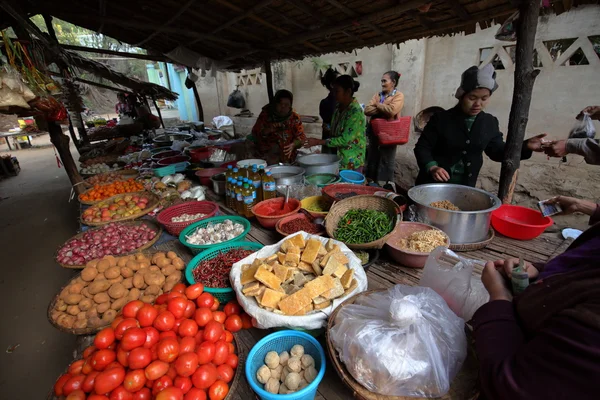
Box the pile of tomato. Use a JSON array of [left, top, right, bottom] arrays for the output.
[[53, 283, 253, 400], [80, 179, 145, 202]]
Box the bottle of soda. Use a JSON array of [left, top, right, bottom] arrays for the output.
[[243, 183, 256, 218], [235, 181, 245, 215], [262, 171, 276, 200]]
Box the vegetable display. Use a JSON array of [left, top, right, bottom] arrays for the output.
[[80, 163, 116, 175], [86, 172, 133, 186], [50, 252, 185, 331], [192, 249, 254, 288], [56, 223, 158, 266], [172, 213, 207, 223], [256, 344, 318, 394], [82, 194, 153, 224], [334, 209, 393, 244], [185, 220, 245, 246], [53, 287, 248, 399], [80, 179, 144, 202]]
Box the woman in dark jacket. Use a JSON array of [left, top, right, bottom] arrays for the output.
[[414, 65, 546, 187], [319, 68, 339, 154]]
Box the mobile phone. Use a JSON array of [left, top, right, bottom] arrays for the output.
[[538, 200, 562, 217]]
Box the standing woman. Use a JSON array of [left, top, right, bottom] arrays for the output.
[[309, 75, 367, 170], [364, 71, 405, 185], [319, 68, 340, 154], [414, 65, 546, 187]]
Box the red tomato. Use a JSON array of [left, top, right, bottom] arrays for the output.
[[143, 327, 160, 349], [152, 375, 173, 396], [128, 347, 152, 369], [194, 308, 213, 328], [183, 300, 196, 319], [172, 283, 187, 294], [146, 379, 155, 388], [175, 352, 199, 377], [240, 314, 253, 329], [145, 360, 170, 380], [179, 336, 197, 354], [168, 292, 186, 301], [68, 359, 85, 375], [225, 354, 238, 369], [211, 311, 226, 324], [82, 371, 100, 393], [160, 330, 178, 340], [136, 304, 159, 327], [223, 302, 240, 317], [179, 319, 199, 337], [94, 366, 126, 395], [154, 311, 176, 332], [132, 387, 151, 400], [196, 293, 214, 309], [207, 380, 228, 400], [156, 386, 184, 400], [224, 315, 242, 333], [173, 318, 184, 332], [210, 299, 220, 312], [117, 347, 130, 367], [191, 364, 218, 390], [216, 365, 234, 383], [88, 395, 110, 400], [83, 345, 96, 358], [92, 349, 117, 371], [123, 300, 145, 319], [123, 369, 146, 393], [105, 361, 123, 370], [168, 297, 188, 319], [94, 327, 115, 349], [184, 388, 207, 400], [115, 318, 140, 340], [196, 342, 215, 365], [212, 341, 229, 366], [157, 337, 180, 363], [156, 293, 170, 305], [111, 315, 124, 330], [82, 357, 94, 375], [121, 327, 147, 351], [194, 330, 205, 345], [226, 343, 234, 355], [185, 283, 204, 300], [66, 389, 87, 400], [168, 364, 178, 380], [109, 385, 133, 400], [223, 331, 233, 343], [54, 373, 72, 396], [174, 376, 193, 394], [203, 321, 223, 343]]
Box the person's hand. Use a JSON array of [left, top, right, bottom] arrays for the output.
[[491, 258, 539, 280], [546, 195, 597, 216], [543, 140, 568, 158], [481, 261, 512, 301], [526, 133, 548, 152], [429, 166, 450, 182], [283, 143, 296, 158], [577, 105, 600, 121], [306, 138, 325, 147]]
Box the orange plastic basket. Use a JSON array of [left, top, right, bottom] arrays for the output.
[[371, 116, 412, 145]]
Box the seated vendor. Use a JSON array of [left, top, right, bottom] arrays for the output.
[[136, 105, 161, 130], [414, 64, 546, 187], [248, 90, 307, 165], [473, 195, 600, 399]]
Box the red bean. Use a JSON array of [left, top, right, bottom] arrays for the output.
[[280, 219, 320, 235]]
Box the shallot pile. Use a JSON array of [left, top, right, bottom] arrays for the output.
[[171, 212, 207, 223], [185, 219, 245, 245], [56, 223, 158, 265]]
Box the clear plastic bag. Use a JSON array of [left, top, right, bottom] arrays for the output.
[[330, 285, 466, 397], [570, 113, 597, 139]]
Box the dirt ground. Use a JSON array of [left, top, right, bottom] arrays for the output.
[[0, 137, 80, 399]]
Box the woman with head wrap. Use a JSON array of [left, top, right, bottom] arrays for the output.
[[319, 68, 340, 154], [249, 89, 307, 164], [414, 64, 547, 187]]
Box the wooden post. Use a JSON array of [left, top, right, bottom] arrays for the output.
[[187, 68, 204, 122], [152, 96, 165, 128], [264, 59, 274, 103], [66, 114, 81, 152], [498, 0, 540, 203], [47, 120, 85, 194]]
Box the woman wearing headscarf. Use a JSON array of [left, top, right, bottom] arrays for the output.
[[364, 71, 405, 185], [249, 89, 307, 164], [414, 64, 547, 187], [319, 68, 340, 154]]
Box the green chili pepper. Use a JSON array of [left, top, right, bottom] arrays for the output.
[[334, 209, 393, 244]]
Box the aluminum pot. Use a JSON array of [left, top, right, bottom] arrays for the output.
[[267, 165, 305, 185], [407, 184, 501, 244], [296, 154, 340, 176]]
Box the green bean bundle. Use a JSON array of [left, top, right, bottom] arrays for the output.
[[334, 209, 394, 244]]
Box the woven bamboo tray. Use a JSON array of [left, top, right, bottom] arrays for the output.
[[326, 289, 480, 400], [80, 191, 160, 227], [78, 184, 146, 205], [54, 220, 163, 269], [325, 195, 402, 250], [82, 169, 139, 188], [449, 228, 495, 252]]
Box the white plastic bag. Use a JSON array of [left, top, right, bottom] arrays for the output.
[[419, 247, 489, 320], [330, 285, 466, 397], [570, 113, 597, 139], [230, 232, 368, 330], [212, 116, 233, 129]]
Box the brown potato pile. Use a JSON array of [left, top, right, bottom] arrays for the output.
[[51, 252, 184, 331]]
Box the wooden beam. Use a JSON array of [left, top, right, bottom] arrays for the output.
[[498, 0, 541, 203], [48, 120, 85, 194], [135, 0, 197, 46], [187, 68, 204, 122], [60, 44, 169, 62], [323, 0, 394, 40], [264, 60, 274, 103], [449, 0, 471, 20], [212, 0, 274, 34]]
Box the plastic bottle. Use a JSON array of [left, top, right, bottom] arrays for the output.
[[251, 167, 262, 202], [229, 179, 238, 209], [239, 164, 248, 178], [262, 171, 276, 200], [243, 183, 256, 218], [225, 164, 233, 180], [511, 257, 530, 295], [225, 178, 232, 207], [232, 167, 240, 181], [235, 181, 245, 215]]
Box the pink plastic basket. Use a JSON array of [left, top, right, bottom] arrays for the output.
[[371, 116, 412, 145], [156, 201, 219, 236]]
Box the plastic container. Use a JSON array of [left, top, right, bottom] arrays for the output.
[[195, 168, 227, 186], [339, 169, 366, 185], [237, 159, 267, 170], [492, 204, 553, 240], [252, 197, 301, 229], [179, 215, 251, 255], [300, 195, 332, 218], [185, 241, 262, 303], [305, 173, 340, 188], [153, 162, 190, 177], [245, 331, 326, 400], [156, 201, 219, 236], [157, 155, 191, 166]]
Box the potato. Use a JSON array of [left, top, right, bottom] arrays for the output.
[[77, 311, 87, 320], [140, 295, 156, 303], [111, 297, 128, 310], [139, 261, 150, 270], [144, 271, 166, 287], [94, 274, 107, 282], [73, 319, 88, 329], [93, 292, 110, 304], [167, 251, 178, 260], [97, 259, 111, 273], [89, 280, 111, 295], [55, 299, 67, 312], [122, 277, 133, 289], [102, 309, 118, 322], [81, 287, 92, 298], [136, 253, 149, 262], [156, 258, 171, 268], [86, 259, 99, 269], [51, 310, 61, 320], [120, 266, 133, 278], [116, 257, 127, 267], [73, 277, 86, 286], [127, 288, 141, 301], [133, 273, 147, 289], [152, 252, 166, 263], [81, 267, 98, 282], [108, 276, 123, 285], [126, 260, 139, 270], [104, 266, 120, 279], [66, 305, 80, 316], [105, 255, 117, 267], [149, 266, 161, 273], [166, 271, 182, 284], [97, 302, 111, 314], [108, 283, 126, 299], [172, 258, 185, 270], [69, 283, 84, 294], [88, 316, 103, 328], [60, 287, 71, 300], [78, 298, 94, 311], [56, 313, 68, 325], [162, 280, 176, 293], [161, 265, 176, 276], [86, 306, 98, 319], [64, 294, 83, 305], [145, 285, 161, 296], [62, 315, 76, 328]]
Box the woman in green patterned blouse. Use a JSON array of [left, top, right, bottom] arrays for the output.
[[310, 75, 367, 170]]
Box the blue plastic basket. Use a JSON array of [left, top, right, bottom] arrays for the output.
[[246, 331, 326, 400], [185, 241, 262, 303], [339, 169, 365, 185], [179, 215, 251, 255]]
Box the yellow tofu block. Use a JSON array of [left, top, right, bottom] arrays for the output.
[[273, 264, 289, 282], [332, 252, 349, 265], [325, 239, 336, 252], [333, 264, 348, 278], [254, 265, 282, 290], [340, 269, 354, 289], [322, 256, 343, 276], [284, 267, 297, 282], [241, 264, 252, 272], [320, 249, 340, 267], [300, 238, 322, 264], [252, 258, 263, 268], [311, 259, 322, 276], [322, 278, 344, 300], [288, 245, 301, 255], [343, 278, 358, 296], [265, 254, 278, 264], [277, 252, 286, 264], [304, 275, 335, 298], [297, 261, 314, 273], [278, 287, 313, 315], [314, 300, 331, 310], [293, 303, 314, 316], [287, 234, 306, 249], [317, 245, 327, 256], [241, 265, 260, 285], [242, 281, 260, 294], [260, 288, 287, 308], [284, 252, 300, 266]]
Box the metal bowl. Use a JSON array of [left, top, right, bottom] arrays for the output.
[[296, 154, 340, 176], [267, 165, 305, 186], [408, 184, 501, 244], [152, 133, 193, 146]]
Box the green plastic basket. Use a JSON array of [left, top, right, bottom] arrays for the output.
[[185, 241, 263, 303], [179, 215, 251, 255], [305, 173, 341, 188]]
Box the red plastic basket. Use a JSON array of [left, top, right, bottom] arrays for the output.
[[322, 184, 393, 203], [156, 201, 220, 236], [371, 116, 412, 145]]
